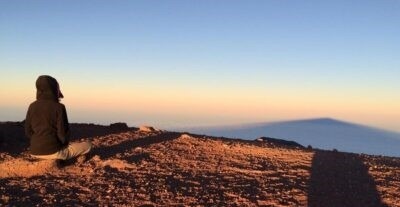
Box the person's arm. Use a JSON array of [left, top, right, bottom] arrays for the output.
[[24, 105, 33, 139], [57, 104, 70, 146]]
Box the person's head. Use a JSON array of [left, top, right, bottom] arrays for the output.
[[35, 75, 64, 102]]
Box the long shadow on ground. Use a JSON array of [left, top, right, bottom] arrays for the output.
[[308, 150, 388, 207], [91, 132, 182, 160]]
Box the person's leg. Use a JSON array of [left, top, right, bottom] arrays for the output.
[[31, 141, 92, 160], [31, 152, 59, 160], [59, 141, 92, 160]]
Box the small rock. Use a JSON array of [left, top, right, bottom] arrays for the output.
[[92, 155, 101, 161], [134, 147, 143, 153], [139, 126, 159, 132], [39, 188, 47, 194]]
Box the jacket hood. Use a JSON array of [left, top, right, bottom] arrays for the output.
[[36, 75, 63, 101]]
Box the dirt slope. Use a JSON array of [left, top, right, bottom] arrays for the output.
[[1, 123, 400, 206]]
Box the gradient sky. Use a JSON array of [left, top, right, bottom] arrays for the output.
[[1, 0, 399, 131]]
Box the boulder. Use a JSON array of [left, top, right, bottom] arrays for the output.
[[139, 126, 160, 132]]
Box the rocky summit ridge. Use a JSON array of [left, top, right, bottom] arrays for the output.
[[1, 122, 400, 206]]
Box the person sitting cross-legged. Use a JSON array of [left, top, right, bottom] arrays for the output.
[[25, 75, 92, 162]]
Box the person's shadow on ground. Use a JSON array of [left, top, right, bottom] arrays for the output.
[[308, 150, 388, 207]]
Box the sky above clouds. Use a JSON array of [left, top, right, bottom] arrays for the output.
[[1, 0, 399, 131]]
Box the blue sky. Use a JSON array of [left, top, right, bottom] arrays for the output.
[[1, 0, 399, 131]]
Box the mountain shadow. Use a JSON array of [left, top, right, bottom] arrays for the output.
[[308, 150, 388, 207], [186, 118, 400, 157]]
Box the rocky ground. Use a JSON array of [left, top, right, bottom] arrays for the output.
[[1, 122, 400, 206]]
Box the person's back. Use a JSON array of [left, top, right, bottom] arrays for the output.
[[25, 75, 91, 160]]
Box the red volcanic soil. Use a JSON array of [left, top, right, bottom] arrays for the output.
[[1, 122, 400, 206]]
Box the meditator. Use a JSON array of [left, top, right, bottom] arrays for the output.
[[25, 75, 92, 160]]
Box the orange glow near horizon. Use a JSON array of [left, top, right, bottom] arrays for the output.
[[0, 82, 399, 132]]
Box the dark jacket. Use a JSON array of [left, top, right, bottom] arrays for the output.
[[25, 75, 70, 155]]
